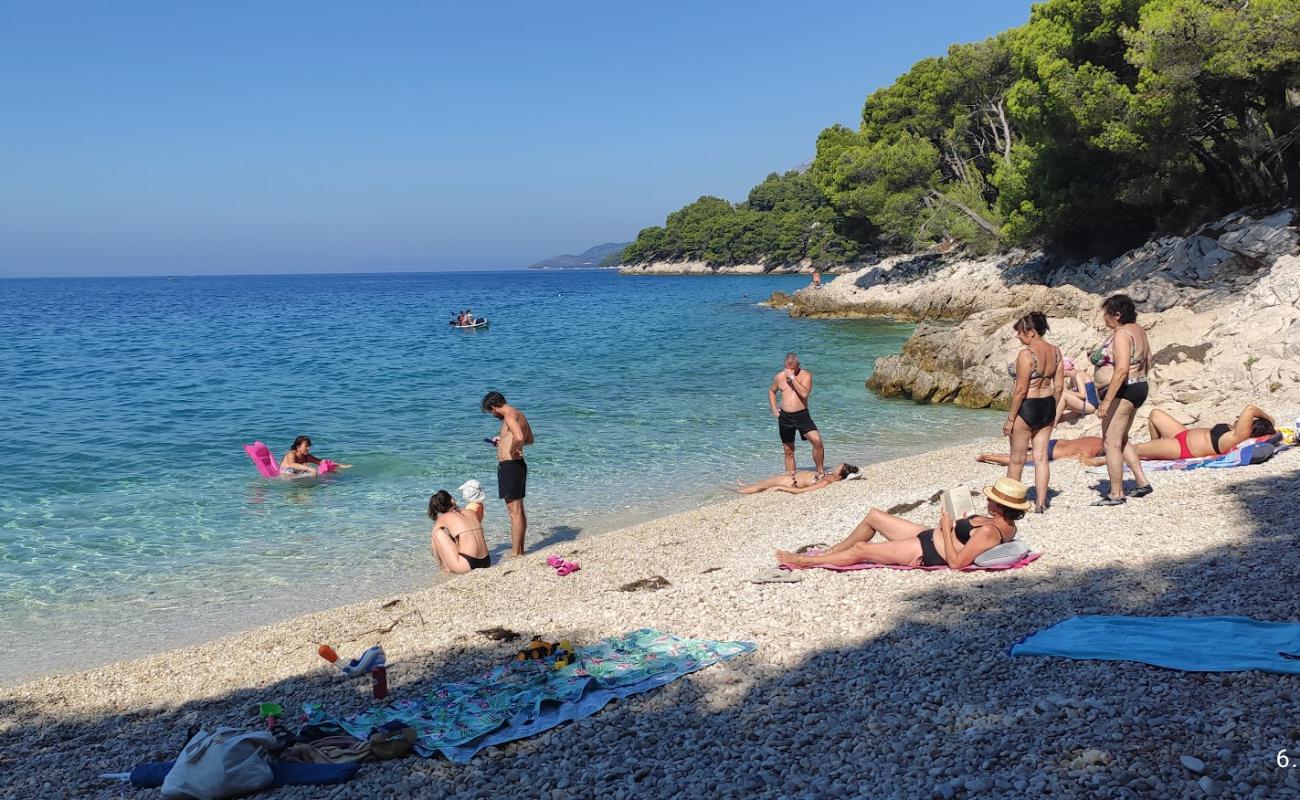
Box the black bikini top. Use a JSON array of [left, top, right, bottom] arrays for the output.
[[956, 517, 1010, 544]]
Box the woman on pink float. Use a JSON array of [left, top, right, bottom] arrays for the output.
[[776, 477, 1030, 569]]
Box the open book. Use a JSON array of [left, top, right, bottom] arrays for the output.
[[941, 486, 975, 520]]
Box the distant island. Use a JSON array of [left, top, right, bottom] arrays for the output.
[[529, 242, 629, 270]]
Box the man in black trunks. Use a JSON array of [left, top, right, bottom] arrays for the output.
[[769, 352, 826, 477], [482, 391, 534, 556]]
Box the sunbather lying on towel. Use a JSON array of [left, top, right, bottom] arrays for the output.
[[776, 477, 1030, 569], [736, 463, 859, 494], [1079, 404, 1276, 464], [975, 436, 1103, 466]]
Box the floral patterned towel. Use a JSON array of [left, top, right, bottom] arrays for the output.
[[304, 628, 755, 761]]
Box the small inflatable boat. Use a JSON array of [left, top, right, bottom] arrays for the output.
[[450, 318, 489, 329]]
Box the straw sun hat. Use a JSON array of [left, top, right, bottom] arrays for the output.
[[983, 476, 1033, 511]]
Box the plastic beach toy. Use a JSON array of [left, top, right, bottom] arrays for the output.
[[244, 441, 281, 478], [244, 441, 341, 478], [546, 555, 581, 576]]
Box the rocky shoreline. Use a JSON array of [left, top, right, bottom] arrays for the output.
[[787, 209, 1300, 424], [4, 432, 1299, 799]]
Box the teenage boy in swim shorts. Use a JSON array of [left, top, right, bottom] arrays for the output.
[[769, 352, 826, 478], [482, 391, 534, 556]]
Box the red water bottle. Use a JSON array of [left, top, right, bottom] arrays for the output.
[[371, 665, 388, 700]]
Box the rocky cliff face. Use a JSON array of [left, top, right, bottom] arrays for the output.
[[794, 208, 1300, 428]]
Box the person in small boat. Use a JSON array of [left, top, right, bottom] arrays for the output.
[[976, 435, 1103, 466], [1003, 311, 1063, 513], [736, 463, 859, 494], [428, 489, 492, 573], [278, 436, 351, 477], [1079, 404, 1276, 463], [776, 477, 1030, 569]]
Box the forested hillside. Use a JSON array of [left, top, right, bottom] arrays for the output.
[[621, 0, 1300, 266]]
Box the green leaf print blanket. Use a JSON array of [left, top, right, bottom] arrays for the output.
[[304, 628, 756, 762]]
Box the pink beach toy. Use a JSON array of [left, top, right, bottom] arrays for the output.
[[243, 441, 282, 478], [556, 561, 581, 576], [317, 459, 340, 475]]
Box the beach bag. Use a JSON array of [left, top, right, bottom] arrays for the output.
[[161, 727, 277, 800], [974, 540, 1030, 567]]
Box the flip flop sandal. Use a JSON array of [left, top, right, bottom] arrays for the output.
[[546, 555, 564, 568], [1091, 496, 1126, 507], [1128, 485, 1154, 498], [556, 562, 580, 576]]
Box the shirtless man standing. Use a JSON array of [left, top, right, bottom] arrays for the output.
[[481, 391, 534, 556], [769, 352, 825, 477]]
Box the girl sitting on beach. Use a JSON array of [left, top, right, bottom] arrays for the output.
[[775, 477, 1030, 569], [737, 463, 859, 495], [279, 435, 351, 477], [1055, 358, 1098, 424], [428, 490, 492, 573]]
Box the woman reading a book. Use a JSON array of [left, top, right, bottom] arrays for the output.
[[775, 477, 1031, 569]]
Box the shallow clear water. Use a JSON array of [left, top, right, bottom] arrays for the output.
[[0, 270, 997, 680]]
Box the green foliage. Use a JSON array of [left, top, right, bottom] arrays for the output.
[[624, 0, 1300, 265], [621, 173, 863, 267]]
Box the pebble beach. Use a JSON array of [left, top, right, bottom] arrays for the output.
[[4, 422, 1299, 800]]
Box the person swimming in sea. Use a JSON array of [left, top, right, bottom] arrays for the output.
[[736, 463, 859, 494], [278, 436, 352, 477], [428, 489, 492, 573]]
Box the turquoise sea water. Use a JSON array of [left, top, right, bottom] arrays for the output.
[[0, 270, 997, 680]]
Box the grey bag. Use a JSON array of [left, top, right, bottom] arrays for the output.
[[161, 727, 277, 800]]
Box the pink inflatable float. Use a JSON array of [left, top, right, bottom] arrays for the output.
[[243, 441, 339, 478]]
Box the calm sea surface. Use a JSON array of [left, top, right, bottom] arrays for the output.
[[0, 270, 997, 680]]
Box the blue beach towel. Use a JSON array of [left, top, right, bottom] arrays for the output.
[[1011, 616, 1300, 675], [305, 628, 755, 762], [128, 760, 360, 788]]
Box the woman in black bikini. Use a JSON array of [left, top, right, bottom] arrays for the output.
[[775, 477, 1031, 569], [1003, 311, 1063, 513], [428, 490, 492, 573], [1091, 294, 1154, 505]]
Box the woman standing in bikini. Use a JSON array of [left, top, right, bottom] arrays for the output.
[[428, 490, 492, 573], [1003, 312, 1063, 513], [776, 477, 1031, 569], [1091, 294, 1154, 505]]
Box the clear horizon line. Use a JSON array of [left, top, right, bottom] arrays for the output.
[[0, 266, 622, 281]]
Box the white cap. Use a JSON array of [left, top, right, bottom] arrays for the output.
[[458, 479, 486, 504]]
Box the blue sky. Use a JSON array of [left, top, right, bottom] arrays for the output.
[[0, 1, 1034, 277]]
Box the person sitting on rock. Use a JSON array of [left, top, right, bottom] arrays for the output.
[[1081, 404, 1276, 463], [736, 463, 859, 494], [1055, 358, 1099, 425], [776, 477, 1030, 569]]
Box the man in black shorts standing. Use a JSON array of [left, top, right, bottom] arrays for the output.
[[482, 391, 534, 556], [769, 352, 826, 477]]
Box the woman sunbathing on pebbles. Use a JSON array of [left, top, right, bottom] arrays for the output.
[[1078, 404, 1276, 463], [776, 477, 1030, 569], [736, 463, 859, 494]]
